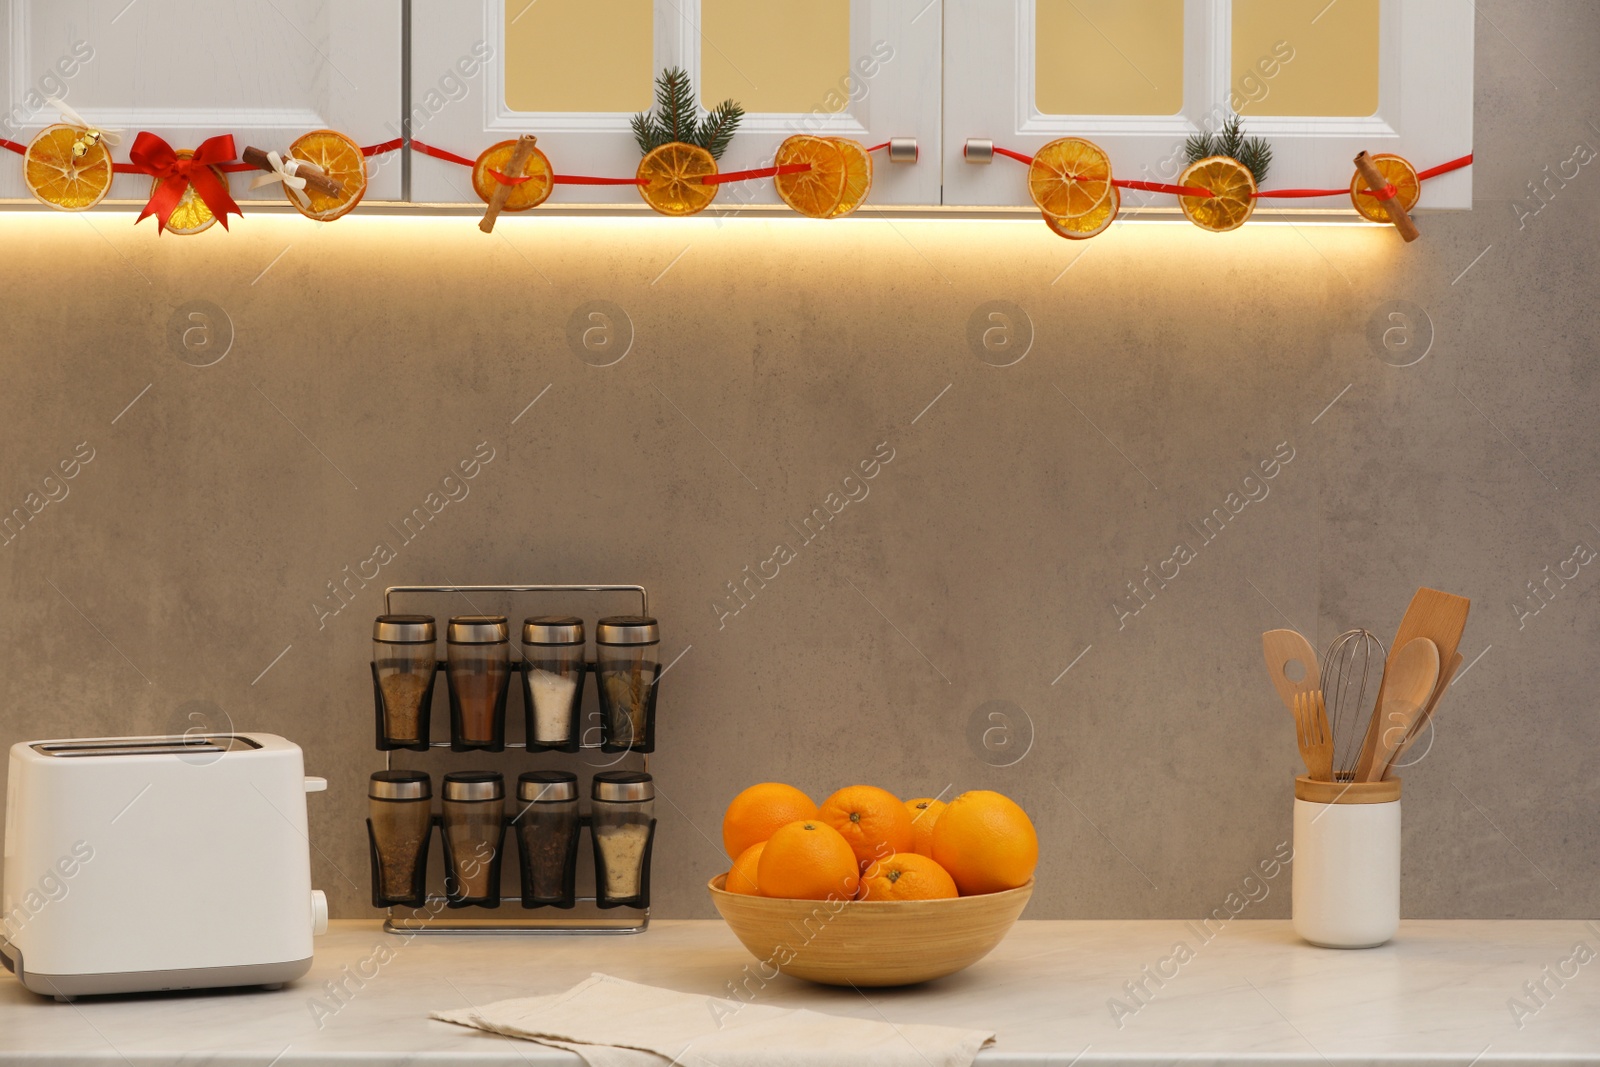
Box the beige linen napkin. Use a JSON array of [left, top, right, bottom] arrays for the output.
[[432, 972, 995, 1067]]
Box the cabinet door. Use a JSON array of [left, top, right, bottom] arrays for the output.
[[0, 0, 401, 204], [943, 0, 1473, 211], [409, 0, 940, 207]]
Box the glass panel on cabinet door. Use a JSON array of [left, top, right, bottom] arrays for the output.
[[1231, 0, 1379, 117], [1034, 0, 1184, 116], [503, 0, 655, 112], [698, 0, 853, 114]]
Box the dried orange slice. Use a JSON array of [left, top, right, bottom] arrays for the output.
[[24, 125, 113, 210], [1028, 137, 1112, 219], [1044, 184, 1119, 240], [636, 141, 718, 217], [1178, 156, 1257, 232], [774, 135, 847, 219], [158, 150, 227, 235], [471, 138, 553, 213], [1349, 152, 1420, 224], [289, 129, 369, 221], [829, 137, 873, 218]]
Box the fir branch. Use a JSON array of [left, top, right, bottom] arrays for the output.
[[1184, 131, 1217, 164], [656, 66, 698, 145], [1217, 115, 1246, 161], [1239, 137, 1273, 185], [694, 99, 744, 160], [630, 111, 670, 155]]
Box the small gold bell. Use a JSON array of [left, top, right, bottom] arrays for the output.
[[83, 129, 101, 145], [71, 140, 87, 158]]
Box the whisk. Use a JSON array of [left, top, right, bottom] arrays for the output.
[[1321, 629, 1386, 781]]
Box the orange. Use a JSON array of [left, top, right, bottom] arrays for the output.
[[1350, 153, 1420, 224], [289, 129, 369, 221], [829, 137, 873, 218], [725, 841, 765, 896], [904, 797, 946, 858], [818, 785, 914, 869], [860, 852, 958, 901], [774, 135, 847, 219], [722, 782, 817, 859], [24, 125, 113, 211], [931, 790, 1038, 896], [1028, 137, 1112, 219], [757, 820, 860, 901], [471, 137, 553, 214], [157, 150, 227, 236], [1044, 184, 1119, 240], [637, 141, 718, 217], [1178, 156, 1257, 232]]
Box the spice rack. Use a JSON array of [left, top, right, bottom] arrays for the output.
[[373, 583, 654, 935]]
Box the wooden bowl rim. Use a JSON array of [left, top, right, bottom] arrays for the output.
[[707, 873, 1034, 907]]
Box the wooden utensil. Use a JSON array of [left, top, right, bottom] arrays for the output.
[[1353, 588, 1469, 780], [1382, 650, 1463, 779], [1360, 637, 1439, 781], [1262, 629, 1320, 712], [1293, 690, 1335, 781]]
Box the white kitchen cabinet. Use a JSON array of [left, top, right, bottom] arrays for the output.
[[409, 1, 941, 208], [942, 0, 1474, 211], [0, 0, 401, 204]]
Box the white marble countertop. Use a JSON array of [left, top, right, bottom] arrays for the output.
[[2, 919, 1597, 1065]]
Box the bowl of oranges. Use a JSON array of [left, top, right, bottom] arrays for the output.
[[708, 784, 1036, 986]]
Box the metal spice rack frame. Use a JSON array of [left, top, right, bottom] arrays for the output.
[[375, 583, 652, 934]]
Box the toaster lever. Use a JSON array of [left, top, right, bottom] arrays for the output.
[[311, 890, 329, 936], [304, 776, 328, 793]]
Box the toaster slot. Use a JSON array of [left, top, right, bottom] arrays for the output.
[[31, 736, 261, 757]]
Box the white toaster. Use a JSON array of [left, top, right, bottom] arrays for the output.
[[1, 732, 328, 999]]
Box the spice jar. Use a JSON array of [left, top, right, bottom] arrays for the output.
[[513, 771, 581, 908], [595, 616, 660, 753], [521, 616, 586, 753], [590, 771, 655, 908], [440, 771, 506, 907], [446, 616, 511, 752], [372, 615, 438, 751], [367, 770, 433, 907]]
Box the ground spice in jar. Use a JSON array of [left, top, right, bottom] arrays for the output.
[[369, 771, 432, 904], [379, 672, 430, 742], [595, 823, 651, 899]]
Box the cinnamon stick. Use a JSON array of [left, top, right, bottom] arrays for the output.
[[1353, 151, 1420, 243], [241, 145, 343, 198], [479, 135, 538, 234]]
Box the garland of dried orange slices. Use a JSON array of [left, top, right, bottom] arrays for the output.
[[1008, 115, 1465, 242], [4, 96, 1467, 237]]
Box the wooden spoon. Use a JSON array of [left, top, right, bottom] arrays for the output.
[[1353, 588, 1470, 780], [1382, 650, 1463, 779], [1261, 629, 1320, 712], [1360, 636, 1439, 781]]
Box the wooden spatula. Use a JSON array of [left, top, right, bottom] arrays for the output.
[[1382, 650, 1463, 779], [1360, 637, 1439, 781], [1354, 588, 1470, 780], [1262, 629, 1320, 712]]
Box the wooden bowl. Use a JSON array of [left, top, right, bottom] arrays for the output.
[[707, 875, 1032, 986]]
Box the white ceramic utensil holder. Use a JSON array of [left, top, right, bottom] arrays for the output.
[[1291, 776, 1401, 948]]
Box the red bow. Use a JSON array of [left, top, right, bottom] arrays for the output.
[[128, 132, 242, 233]]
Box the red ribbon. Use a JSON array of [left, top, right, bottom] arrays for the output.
[[701, 162, 810, 185], [128, 132, 242, 233]]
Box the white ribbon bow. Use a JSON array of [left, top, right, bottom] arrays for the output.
[[248, 150, 313, 209], [47, 97, 122, 145]]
